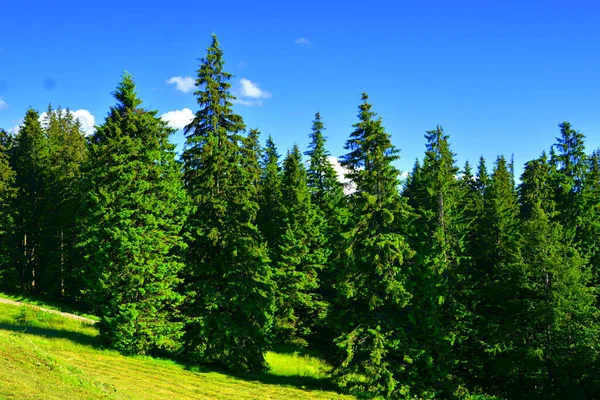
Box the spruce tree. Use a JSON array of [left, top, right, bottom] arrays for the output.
[[403, 126, 468, 395], [182, 34, 275, 373], [550, 122, 587, 230], [0, 129, 16, 288], [473, 155, 524, 393], [271, 145, 328, 344], [39, 106, 87, 299], [11, 109, 48, 293], [518, 151, 555, 219], [257, 135, 284, 250], [241, 128, 263, 203], [583, 149, 600, 288], [334, 93, 416, 398], [506, 196, 600, 399], [305, 112, 346, 230], [80, 73, 188, 355], [304, 113, 348, 311]]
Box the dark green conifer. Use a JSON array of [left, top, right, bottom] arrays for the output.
[[11, 109, 48, 293], [473, 155, 524, 393], [0, 129, 17, 287], [182, 34, 275, 373], [304, 112, 348, 346], [80, 73, 188, 355], [518, 151, 555, 219], [271, 145, 328, 344], [39, 106, 87, 299], [403, 126, 468, 395], [257, 135, 284, 250], [507, 190, 600, 399], [334, 93, 415, 398]]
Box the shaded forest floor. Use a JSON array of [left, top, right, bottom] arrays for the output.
[[0, 299, 354, 400]]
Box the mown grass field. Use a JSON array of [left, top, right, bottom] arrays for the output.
[[0, 301, 354, 399]]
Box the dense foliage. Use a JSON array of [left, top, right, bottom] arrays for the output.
[[1, 34, 599, 398]]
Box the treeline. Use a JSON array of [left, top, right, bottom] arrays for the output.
[[1, 34, 599, 399]]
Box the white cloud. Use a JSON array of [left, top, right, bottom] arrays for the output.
[[39, 109, 96, 136], [166, 76, 196, 93], [328, 156, 355, 194], [72, 109, 96, 136], [239, 78, 270, 99], [8, 125, 20, 134], [0, 98, 7, 110], [160, 108, 194, 130], [233, 78, 271, 107], [232, 99, 258, 107], [294, 38, 311, 46]]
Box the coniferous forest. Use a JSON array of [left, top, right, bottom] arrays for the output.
[[1, 34, 600, 399]]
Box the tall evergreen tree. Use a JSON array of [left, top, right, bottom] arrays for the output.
[[518, 151, 555, 219], [182, 34, 275, 373], [334, 93, 416, 398], [0, 129, 17, 288], [583, 149, 600, 287], [505, 189, 600, 399], [475, 156, 489, 197], [305, 112, 346, 230], [304, 112, 348, 346], [271, 145, 328, 344], [11, 109, 48, 293], [403, 126, 468, 395], [473, 155, 524, 393], [39, 106, 87, 299], [550, 122, 587, 230], [241, 128, 263, 203], [257, 135, 284, 250], [80, 73, 188, 355]]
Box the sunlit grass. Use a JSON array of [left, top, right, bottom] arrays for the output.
[[0, 300, 353, 399], [0, 291, 99, 321], [266, 350, 332, 379]]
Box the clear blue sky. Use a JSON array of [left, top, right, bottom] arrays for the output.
[[1, 0, 599, 177]]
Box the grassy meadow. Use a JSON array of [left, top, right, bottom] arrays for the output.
[[0, 300, 354, 400]]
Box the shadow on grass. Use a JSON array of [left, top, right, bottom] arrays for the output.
[[0, 289, 97, 321], [0, 321, 344, 395], [270, 343, 325, 358], [0, 322, 101, 348], [236, 371, 339, 392], [182, 359, 338, 393]]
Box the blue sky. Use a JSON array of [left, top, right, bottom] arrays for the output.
[[1, 0, 599, 178]]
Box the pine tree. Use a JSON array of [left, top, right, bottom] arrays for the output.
[[304, 112, 348, 348], [11, 109, 48, 293], [550, 122, 587, 230], [0, 129, 17, 288], [504, 192, 600, 399], [39, 106, 87, 299], [334, 93, 416, 398], [271, 145, 328, 344], [473, 155, 524, 393], [475, 156, 489, 197], [80, 73, 188, 355], [403, 126, 468, 395], [257, 135, 284, 250], [182, 34, 275, 373], [305, 112, 347, 231], [583, 149, 600, 288], [518, 151, 555, 219], [458, 160, 482, 248], [241, 128, 263, 203]]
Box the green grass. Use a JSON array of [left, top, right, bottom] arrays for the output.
[[0, 301, 353, 399], [0, 291, 99, 321]]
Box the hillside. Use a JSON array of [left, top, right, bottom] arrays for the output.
[[0, 300, 354, 400]]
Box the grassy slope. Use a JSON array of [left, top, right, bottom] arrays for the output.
[[0, 302, 353, 400]]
